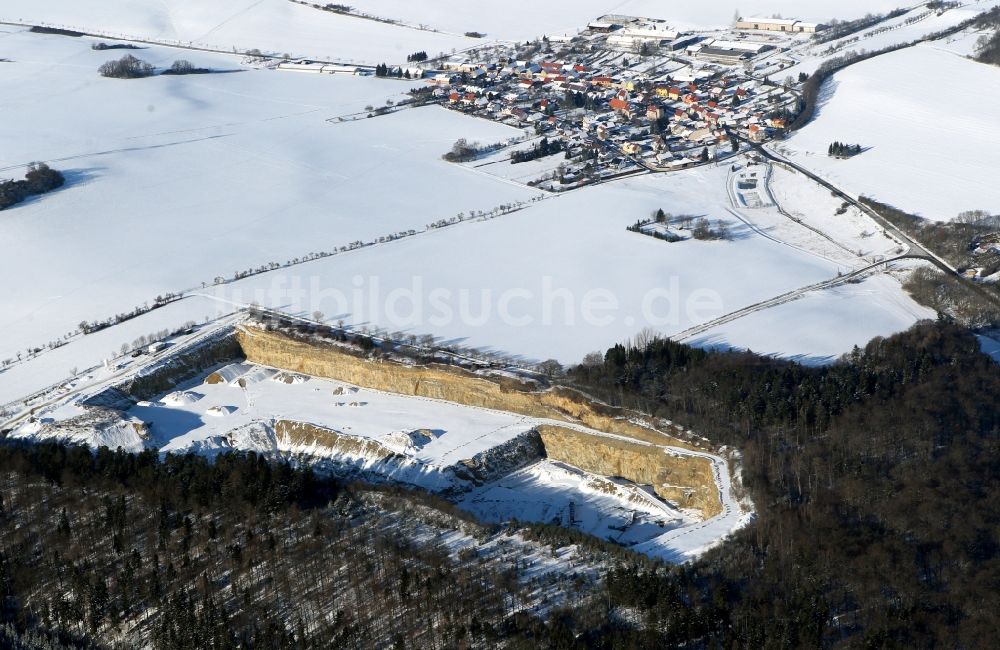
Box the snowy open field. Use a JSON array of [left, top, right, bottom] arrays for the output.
[[203, 166, 840, 361], [0, 0, 475, 64], [780, 44, 1000, 222], [689, 273, 936, 364], [784, 2, 994, 77], [349, 0, 911, 40], [0, 1, 920, 53], [194, 164, 934, 365], [0, 28, 539, 365], [767, 165, 904, 260]]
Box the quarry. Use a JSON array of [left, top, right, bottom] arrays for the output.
[[3, 314, 748, 562]]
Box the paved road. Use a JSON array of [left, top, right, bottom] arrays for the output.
[[671, 255, 924, 343], [747, 142, 951, 271], [749, 141, 1000, 311]]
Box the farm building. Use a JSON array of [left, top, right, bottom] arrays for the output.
[[735, 18, 823, 33], [696, 47, 750, 65]]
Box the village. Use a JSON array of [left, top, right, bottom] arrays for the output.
[[412, 15, 824, 190]]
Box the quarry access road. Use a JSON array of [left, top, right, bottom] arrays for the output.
[[310, 364, 746, 558], [0, 313, 245, 433]]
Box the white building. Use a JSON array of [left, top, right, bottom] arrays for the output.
[[620, 25, 679, 41], [708, 39, 772, 54], [735, 18, 823, 33]]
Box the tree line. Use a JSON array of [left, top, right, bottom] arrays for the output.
[[2, 317, 999, 646], [99, 55, 214, 79], [973, 7, 1000, 66]]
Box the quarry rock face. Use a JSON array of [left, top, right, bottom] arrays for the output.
[[237, 326, 721, 518], [537, 425, 720, 518], [450, 429, 547, 485], [236, 327, 691, 445]]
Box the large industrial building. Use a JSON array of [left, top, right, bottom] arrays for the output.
[[735, 18, 824, 33]]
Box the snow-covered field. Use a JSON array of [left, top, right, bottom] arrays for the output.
[[0, 9, 972, 408], [0, 298, 235, 407], [0, 0, 475, 64], [200, 166, 849, 362], [784, 2, 993, 77], [0, 28, 539, 366], [349, 0, 910, 39], [689, 273, 936, 364], [767, 165, 904, 260], [781, 44, 1000, 222], [0, 0, 919, 53]]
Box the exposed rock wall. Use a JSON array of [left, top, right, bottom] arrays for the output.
[[274, 420, 397, 462], [126, 332, 242, 399], [236, 327, 693, 448], [27, 407, 147, 453], [236, 326, 721, 518], [451, 429, 546, 485], [537, 425, 720, 518], [273, 421, 545, 494]]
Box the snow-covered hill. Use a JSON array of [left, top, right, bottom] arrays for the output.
[[0, 28, 538, 365], [0, 0, 475, 64], [782, 44, 1000, 222], [350, 0, 912, 39], [1, 0, 921, 52]]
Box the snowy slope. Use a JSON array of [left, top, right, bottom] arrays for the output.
[[0, 29, 539, 365], [784, 2, 993, 77], [199, 165, 930, 364], [780, 45, 1000, 222], [688, 273, 936, 364], [0, 297, 236, 407], [978, 334, 1000, 364], [459, 459, 698, 547], [0, 0, 475, 64], [349, 0, 912, 39]]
